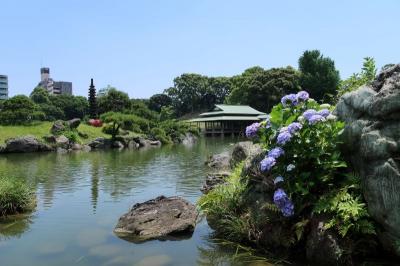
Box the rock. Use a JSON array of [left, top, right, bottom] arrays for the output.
[[43, 135, 56, 143], [149, 140, 161, 146], [114, 196, 198, 242], [136, 138, 161, 148], [56, 147, 68, 153], [50, 120, 66, 135], [88, 137, 112, 149], [206, 151, 231, 172], [82, 145, 91, 152], [306, 218, 348, 265], [0, 145, 5, 154], [67, 118, 81, 129], [55, 135, 69, 147], [4, 136, 53, 153], [128, 140, 139, 149], [113, 141, 124, 149], [230, 141, 263, 168], [200, 172, 230, 194], [71, 143, 82, 150], [334, 64, 400, 256]]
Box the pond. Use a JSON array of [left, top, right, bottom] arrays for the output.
[[0, 138, 271, 266]]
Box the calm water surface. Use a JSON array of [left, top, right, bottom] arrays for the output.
[[0, 138, 266, 266]]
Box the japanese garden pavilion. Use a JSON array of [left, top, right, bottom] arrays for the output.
[[190, 104, 267, 136]]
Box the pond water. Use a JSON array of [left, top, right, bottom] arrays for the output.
[[0, 138, 271, 266]]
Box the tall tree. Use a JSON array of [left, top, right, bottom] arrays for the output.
[[298, 50, 340, 102], [226, 66, 301, 112], [88, 79, 97, 118], [97, 88, 131, 114]]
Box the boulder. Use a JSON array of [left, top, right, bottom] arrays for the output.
[[335, 64, 400, 256], [114, 196, 198, 242], [206, 151, 231, 172], [67, 118, 81, 129], [136, 138, 161, 148], [149, 140, 161, 146], [200, 172, 230, 194], [128, 140, 139, 149], [230, 141, 263, 168], [50, 120, 66, 135], [4, 136, 53, 153], [71, 143, 82, 150], [181, 133, 197, 145], [55, 135, 69, 147], [112, 141, 124, 149], [306, 218, 348, 266], [88, 137, 112, 149]]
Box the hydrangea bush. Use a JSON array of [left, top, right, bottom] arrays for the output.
[[245, 91, 374, 239]]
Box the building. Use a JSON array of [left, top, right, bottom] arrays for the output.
[[0, 75, 8, 100], [38, 67, 72, 95], [190, 104, 267, 136]]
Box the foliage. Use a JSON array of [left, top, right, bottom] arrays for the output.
[[165, 74, 232, 116], [49, 94, 88, 120], [198, 163, 249, 242], [129, 99, 159, 121], [62, 130, 79, 143], [248, 91, 375, 241], [100, 112, 143, 140], [0, 95, 44, 125], [159, 106, 175, 121], [336, 57, 377, 101], [298, 50, 340, 102], [30, 87, 50, 104], [226, 66, 301, 112], [159, 119, 198, 142], [148, 93, 172, 112], [97, 88, 131, 114], [149, 127, 171, 144], [0, 177, 35, 216]]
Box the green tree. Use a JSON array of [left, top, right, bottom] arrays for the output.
[[298, 50, 340, 102], [97, 88, 131, 114], [226, 66, 301, 112], [100, 112, 137, 140], [0, 95, 44, 125], [50, 95, 88, 120], [30, 87, 50, 104], [148, 94, 172, 112], [88, 79, 97, 119]]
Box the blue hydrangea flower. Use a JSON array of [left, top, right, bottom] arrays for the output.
[[303, 109, 317, 120], [286, 164, 295, 172], [287, 122, 302, 134], [273, 188, 294, 217], [267, 147, 285, 159], [296, 91, 309, 101], [281, 94, 298, 107], [274, 176, 284, 184], [317, 109, 330, 118], [277, 131, 292, 145], [260, 156, 276, 172], [265, 115, 271, 129], [308, 114, 326, 125], [245, 122, 260, 138]]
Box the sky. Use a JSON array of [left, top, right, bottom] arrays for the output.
[[1, 0, 399, 98]]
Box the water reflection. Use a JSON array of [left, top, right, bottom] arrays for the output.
[[0, 137, 248, 266]]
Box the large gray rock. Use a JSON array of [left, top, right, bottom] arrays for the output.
[[67, 118, 81, 129], [335, 64, 400, 256], [88, 137, 112, 149], [114, 196, 198, 242], [55, 135, 69, 147], [50, 120, 66, 135], [4, 136, 53, 153], [230, 141, 263, 168], [181, 133, 197, 145], [206, 151, 231, 172]]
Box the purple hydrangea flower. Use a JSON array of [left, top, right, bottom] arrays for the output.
[[317, 109, 330, 118], [281, 94, 298, 107], [277, 131, 292, 145], [245, 122, 260, 138], [287, 122, 302, 134], [268, 147, 285, 159], [274, 176, 284, 184], [296, 91, 309, 101], [303, 109, 317, 120], [260, 156, 276, 172], [308, 114, 326, 125], [273, 188, 294, 217]]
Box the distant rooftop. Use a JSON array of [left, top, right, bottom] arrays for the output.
[[190, 104, 266, 122]]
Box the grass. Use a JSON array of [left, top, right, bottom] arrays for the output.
[[0, 177, 35, 216], [0, 121, 107, 145]]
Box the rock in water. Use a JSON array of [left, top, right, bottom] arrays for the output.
[[114, 196, 198, 242], [335, 64, 400, 256], [4, 136, 53, 153]]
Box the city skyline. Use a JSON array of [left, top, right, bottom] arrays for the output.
[[1, 0, 399, 99]]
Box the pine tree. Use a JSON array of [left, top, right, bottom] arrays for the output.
[[88, 78, 97, 118]]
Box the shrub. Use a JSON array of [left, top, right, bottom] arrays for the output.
[[246, 91, 375, 239], [0, 177, 35, 216], [150, 127, 172, 144]]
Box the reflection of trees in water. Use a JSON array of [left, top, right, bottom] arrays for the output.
[[0, 214, 33, 241]]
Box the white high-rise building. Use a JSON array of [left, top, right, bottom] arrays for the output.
[[0, 75, 8, 100]]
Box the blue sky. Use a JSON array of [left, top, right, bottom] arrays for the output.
[[1, 0, 399, 98]]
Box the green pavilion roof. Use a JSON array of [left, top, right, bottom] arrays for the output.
[[189, 105, 266, 122], [199, 104, 265, 117]]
